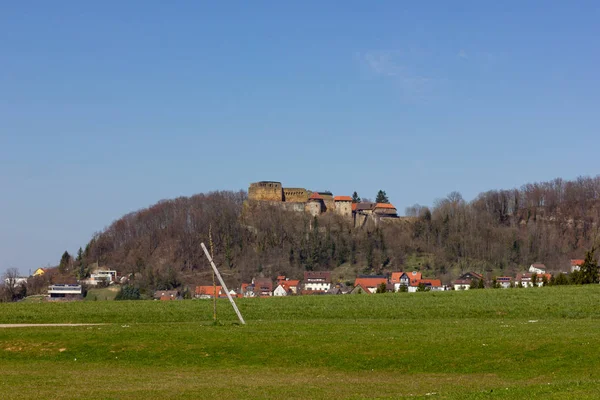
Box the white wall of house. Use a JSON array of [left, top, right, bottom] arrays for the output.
[[528, 265, 545, 274], [273, 285, 288, 296], [454, 284, 470, 291], [304, 282, 331, 291], [408, 286, 418, 293]]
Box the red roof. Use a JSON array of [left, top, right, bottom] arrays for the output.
[[195, 285, 223, 297], [334, 196, 352, 202], [571, 259, 585, 267], [354, 277, 387, 289], [375, 203, 396, 209], [390, 272, 405, 283], [309, 192, 323, 200], [281, 280, 299, 290], [407, 271, 422, 285], [419, 279, 442, 287]]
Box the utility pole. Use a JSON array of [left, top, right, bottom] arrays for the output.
[[209, 224, 217, 322], [201, 243, 246, 325]]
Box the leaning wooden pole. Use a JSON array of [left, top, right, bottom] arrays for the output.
[[201, 242, 246, 325], [209, 224, 217, 322]]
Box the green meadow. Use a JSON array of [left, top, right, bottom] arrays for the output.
[[1, 286, 600, 399]]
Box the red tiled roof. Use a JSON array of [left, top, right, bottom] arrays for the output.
[[390, 272, 405, 283], [334, 196, 352, 201], [407, 271, 422, 284], [419, 279, 442, 287], [282, 280, 299, 290], [375, 203, 396, 209], [354, 277, 387, 289], [571, 259, 585, 267], [353, 284, 372, 294], [195, 285, 223, 297], [309, 192, 323, 200]]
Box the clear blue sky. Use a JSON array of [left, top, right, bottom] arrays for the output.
[[1, 1, 599, 275]]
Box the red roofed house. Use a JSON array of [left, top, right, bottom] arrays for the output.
[[496, 276, 512, 288], [252, 277, 273, 297], [390, 272, 412, 291], [306, 192, 325, 216], [273, 279, 300, 296], [195, 285, 224, 299], [570, 259, 585, 272], [353, 276, 388, 294], [333, 196, 353, 217]]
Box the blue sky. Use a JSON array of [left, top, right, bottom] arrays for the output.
[[1, 1, 599, 275]]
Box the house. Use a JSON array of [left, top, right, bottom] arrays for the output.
[[48, 284, 82, 300], [353, 276, 388, 294], [153, 290, 180, 300], [195, 285, 224, 299], [570, 259, 584, 272], [303, 271, 332, 292], [496, 276, 512, 288], [4, 276, 28, 286], [529, 263, 547, 274], [33, 268, 47, 277], [453, 272, 484, 290], [350, 284, 371, 294], [81, 268, 118, 286], [408, 279, 443, 292], [240, 283, 255, 298], [516, 273, 533, 287], [252, 277, 273, 297], [390, 272, 410, 291], [373, 203, 398, 217]]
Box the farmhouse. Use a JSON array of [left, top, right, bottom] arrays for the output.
[[303, 271, 332, 292], [354, 276, 388, 294], [496, 277, 512, 288], [408, 279, 443, 292], [453, 272, 484, 290], [570, 259, 584, 272], [529, 263, 547, 274], [252, 277, 274, 297], [195, 285, 224, 299]]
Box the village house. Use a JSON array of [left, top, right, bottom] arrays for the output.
[[303, 271, 332, 292], [273, 277, 300, 296], [570, 259, 584, 272], [195, 285, 224, 299], [33, 268, 48, 277], [529, 263, 547, 274], [353, 276, 388, 294], [408, 279, 443, 292], [496, 276, 512, 288], [240, 283, 255, 298], [252, 277, 273, 297], [453, 272, 484, 290], [350, 284, 371, 294], [390, 272, 410, 291], [153, 290, 180, 300]]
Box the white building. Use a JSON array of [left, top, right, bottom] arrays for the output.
[[528, 264, 546, 274], [48, 284, 82, 299], [273, 284, 289, 296], [303, 271, 332, 292]]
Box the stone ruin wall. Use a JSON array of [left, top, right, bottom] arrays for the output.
[[283, 188, 310, 203], [248, 181, 283, 202]]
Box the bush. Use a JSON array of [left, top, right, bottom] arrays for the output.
[[115, 285, 141, 300]]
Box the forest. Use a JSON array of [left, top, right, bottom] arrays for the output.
[[17, 175, 600, 296]]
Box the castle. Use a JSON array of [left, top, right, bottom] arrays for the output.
[[248, 181, 399, 225]]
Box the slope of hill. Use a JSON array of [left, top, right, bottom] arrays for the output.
[[78, 175, 600, 293]]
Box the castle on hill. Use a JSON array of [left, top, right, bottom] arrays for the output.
[[247, 181, 399, 225]]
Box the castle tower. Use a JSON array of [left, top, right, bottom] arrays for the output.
[[248, 181, 283, 202], [333, 196, 353, 217], [306, 192, 325, 216]]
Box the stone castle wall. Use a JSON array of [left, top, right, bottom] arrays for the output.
[[283, 188, 310, 203], [248, 181, 283, 202]]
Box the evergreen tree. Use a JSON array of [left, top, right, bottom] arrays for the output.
[[580, 247, 599, 284], [478, 277, 485, 289], [375, 190, 389, 203], [58, 251, 71, 274], [352, 191, 361, 203]]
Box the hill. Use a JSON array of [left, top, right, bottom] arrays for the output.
[[73, 175, 600, 294]]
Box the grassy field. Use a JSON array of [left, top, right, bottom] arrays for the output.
[[1, 286, 600, 399]]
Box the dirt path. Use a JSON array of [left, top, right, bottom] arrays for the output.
[[0, 323, 105, 328]]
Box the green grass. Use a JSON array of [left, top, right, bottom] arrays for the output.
[[84, 286, 119, 301], [1, 286, 600, 399]]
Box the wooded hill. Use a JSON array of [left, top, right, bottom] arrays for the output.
[[78, 175, 600, 292]]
